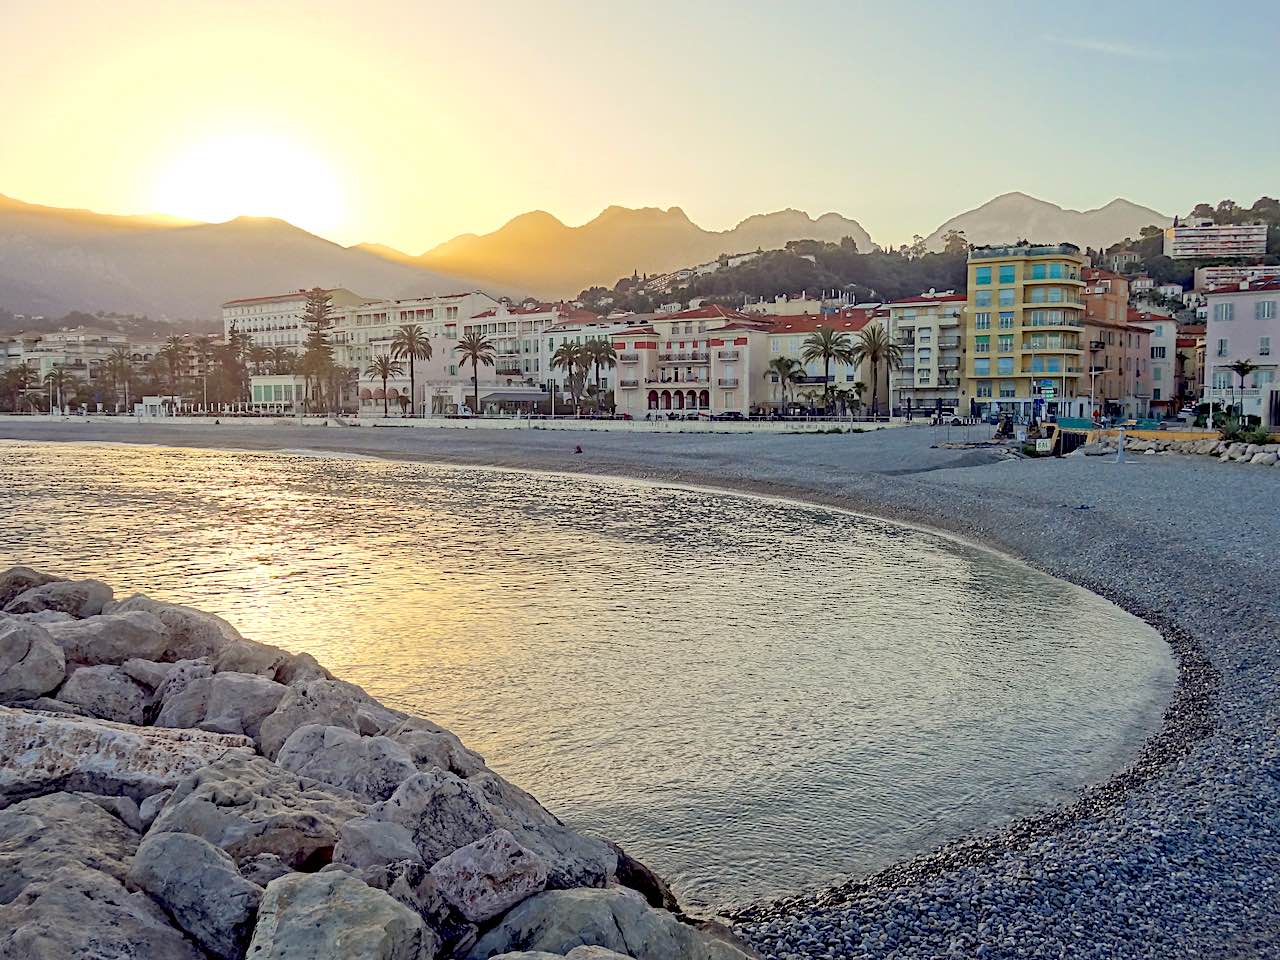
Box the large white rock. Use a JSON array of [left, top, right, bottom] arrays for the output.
[[468, 887, 754, 960], [55, 664, 149, 724], [429, 828, 547, 923], [334, 818, 422, 870], [0, 705, 253, 806], [359, 859, 473, 956], [0, 792, 138, 903], [247, 870, 432, 960], [4, 578, 112, 618], [257, 678, 364, 759], [150, 753, 366, 870], [388, 718, 487, 778], [0, 619, 65, 702], [0, 566, 63, 609], [361, 770, 498, 867], [43, 611, 169, 665], [154, 671, 288, 739], [0, 861, 204, 960], [277, 724, 418, 801], [121, 657, 176, 690], [127, 831, 264, 960], [107, 593, 241, 660], [214, 638, 291, 678]]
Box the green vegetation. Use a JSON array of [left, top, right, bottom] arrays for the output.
[[364, 354, 404, 417], [390, 323, 432, 417], [800, 328, 856, 412], [850, 325, 902, 417], [455, 331, 496, 414]]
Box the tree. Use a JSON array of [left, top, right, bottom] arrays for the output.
[[104, 347, 133, 413], [248, 345, 271, 376], [364, 354, 404, 418], [268, 346, 296, 375], [454, 332, 495, 415], [300, 287, 335, 412], [583, 339, 617, 408], [850, 324, 902, 416], [390, 324, 432, 417], [801, 328, 856, 412], [160, 336, 186, 411], [764, 356, 802, 410], [2, 364, 37, 412], [43, 366, 74, 412], [942, 229, 968, 255], [551, 342, 589, 413], [1139, 225, 1162, 239], [1228, 358, 1258, 393]]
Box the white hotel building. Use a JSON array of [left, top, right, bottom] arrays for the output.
[[221, 288, 370, 347], [1163, 219, 1268, 259]]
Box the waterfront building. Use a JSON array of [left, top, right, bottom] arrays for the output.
[[962, 243, 1087, 418], [541, 313, 653, 400], [884, 293, 967, 415], [463, 302, 599, 385], [248, 374, 308, 413], [1175, 330, 1204, 406], [1135, 310, 1177, 415], [1202, 278, 1280, 421], [766, 307, 882, 410], [612, 305, 773, 417], [13, 327, 128, 389], [333, 291, 503, 370], [221, 288, 370, 348], [1163, 218, 1268, 259], [1194, 263, 1280, 291]]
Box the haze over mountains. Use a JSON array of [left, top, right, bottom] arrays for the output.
[[0, 191, 1172, 329]]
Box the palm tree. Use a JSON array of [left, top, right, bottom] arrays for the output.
[[364, 355, 404, 417], [764, 356, 802, 411], [43, 366, 74, 412], [584, 339, 618, 409], [390, 324, 432, 418], [5, 363, 37, 412], [248, 345, 272, 376], [801, 328, 856, 413], [105, 347, 133, 413], [160, 335, 186, 411], [455, 332, 496, 415], [268, 346, 295, 375], [850, 324, 902, 418], [1227, 358, 1258, 415], [551, 342, 589, 413]]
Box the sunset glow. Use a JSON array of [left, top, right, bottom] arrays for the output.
[[149, 134, 346, 235]]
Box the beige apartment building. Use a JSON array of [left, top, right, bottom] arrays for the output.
[[885, 293, 966, 415]]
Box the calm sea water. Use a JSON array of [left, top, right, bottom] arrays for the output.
[[0, 441, 1175, 910]]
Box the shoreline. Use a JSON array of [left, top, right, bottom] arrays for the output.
[[2, 419, 1277, 958]]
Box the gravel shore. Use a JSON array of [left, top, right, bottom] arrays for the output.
[[3, 418, 1278, 959]]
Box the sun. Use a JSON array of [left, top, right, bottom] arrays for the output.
[[150, 133, 346, 236]]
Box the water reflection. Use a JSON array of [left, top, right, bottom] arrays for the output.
[[0, 441, 1175, 909]]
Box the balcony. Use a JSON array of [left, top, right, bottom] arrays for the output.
[[897, 337, 916, 347], [938, 361, 958, 370], [618, 352, 640, 363], [1023, 274, 1084, 286], [1024, 297, 1084, 309], [794, 374, 832, 385], [1089, 340, 1106, 351], [646, 376, 709, 385], [658, 352, 710, 364], [619, 379, 639, 388], [937, 338, 961, 349], [717, 377, 740, 388], [716, 349, 740, 361]]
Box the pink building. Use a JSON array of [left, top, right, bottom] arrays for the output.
[[1203, 278, 1280, 422]]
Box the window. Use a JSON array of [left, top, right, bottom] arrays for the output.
[[975, 291, 993, 308], [1213, 302, 1234, 322], [973, 359, 991, 376], [1047, 358, 1062, 373], [1151, 346, 1166, 359], [998, 289, 1015, 308], [1030, 263, 1046, 280], [977, 380, 992, 397], [918, 372, 931, 384], [1262, 337, 1272, 357], [1153, 325, 1164, 337], [974, 313, 991, 330], [975, 267, 992, 285], [1213, 371, 1231, 389], [1031, 357, 1045, 373], [974, 335, 990, 353], [1153, 366, 1162, 381], [997, 357, 1014, 375], [1216, 338, 1229, 358], [1259, 300, 1277, 321], [998, 312, 1015, 329], [998, 265, 1015, 284], [997, 335, 1014, 353], [999, 380, 1016, 397]]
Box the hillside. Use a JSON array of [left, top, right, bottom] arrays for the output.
[[417, 205, 875, 298], [924, 193, 1169, 251], [0, 195, 480, 325]]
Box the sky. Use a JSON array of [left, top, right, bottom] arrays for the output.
[[2, 0, 1277, 252]]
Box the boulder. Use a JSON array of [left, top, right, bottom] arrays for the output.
[[4, 578, 112, 618], [246, 870, 431, 960], [4, 610, 75, 626], [361, 770, 499, 867], [139, 789, 173, 830], [240, 853, 294, 887], [0, 705, 253, 806], [128, 831, 264, 960], [1251, 451, 1278, 466], [257, 678, 363, 759], [429, 829, 547, 923], [214, 638, 291, 678], [277, 724, 418, 801], [107, 594, 241, 660], [121, 657, 176, 690], [155, 671, 287, 739], [276, 651, 333, 686], [0, 862, 204, 960], [0, 792, 138, 903], [492, 951, 634, 960], [607, 842, 680, 912], [0, 619, 65, 702], [468, 887, 754, 960], [360, 859, 473, 956], [55, 664, 149, 724], [388, 718, 486, 778], [152, 657, 214, 705], [151, 753, 366, 870], [335, 818, 422, 870], [0, 566, 63, 609], [77, 792, 143, 832], [43, 611, 169, 666]]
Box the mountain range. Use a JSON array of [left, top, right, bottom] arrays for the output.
[[0, 191, 1172, 329]]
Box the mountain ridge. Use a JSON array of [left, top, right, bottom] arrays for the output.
[[924, 192, 1170, 251]]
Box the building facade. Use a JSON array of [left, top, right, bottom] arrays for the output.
[[221, 288, 369, 348], [962, 243, 1087, 418], [885, 293, 966, 415], [334, 291, 502, 371], [1163, 219, 1269, 259], [1202, 278, 1280, 421], [1194, 263, 1280, 291], [1134, 310, 1177, 414], [766, 307, 881, 410]]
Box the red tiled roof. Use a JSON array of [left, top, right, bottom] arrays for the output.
[[1204, 278, 1280, 296], [889, 293, 966, 305], [662, 304, 753, 321], [222, 289, 326, 307], [1176, 337, 1200, 348], [1082, 268, 1126, 283], [764, 312, 875, 335], [1180, 324, 1206, 335], [615, 327, 659, 338]]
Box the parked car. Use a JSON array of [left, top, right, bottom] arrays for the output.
[[712, 411, 746, 421]]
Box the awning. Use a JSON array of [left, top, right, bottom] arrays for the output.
[[359, 388, 373, 400], [479, 391, 550, 403]]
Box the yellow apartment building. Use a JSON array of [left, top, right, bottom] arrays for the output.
[[963, 243, 1088, 418]]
